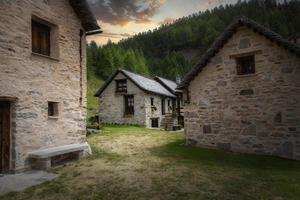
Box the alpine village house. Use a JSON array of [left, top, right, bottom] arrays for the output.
[[178, 17, 300, 160], [95, 69, 184, 130], [0, 0, 101, 173]]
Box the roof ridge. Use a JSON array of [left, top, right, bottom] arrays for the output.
[[154, 76, 176, 83], [119, 68, 154, 81]]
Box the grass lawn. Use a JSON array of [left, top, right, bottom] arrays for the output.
[[87, 73, 103, 121], [3, 125, 300, 200]]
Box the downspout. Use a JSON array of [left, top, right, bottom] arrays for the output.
[[79, 29, 84, 106], [80, 29, 102, 106]]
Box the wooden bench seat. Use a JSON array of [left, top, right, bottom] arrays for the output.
[[28, 144, 88, 170]]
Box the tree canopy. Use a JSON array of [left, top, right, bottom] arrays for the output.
[[87, 0, 300, 81]]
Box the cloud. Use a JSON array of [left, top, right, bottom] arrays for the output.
[[159, 17, 175, 25], [100, 32, 133, 38], [208, 0, 223, 5], [88, 0, 166, 26]]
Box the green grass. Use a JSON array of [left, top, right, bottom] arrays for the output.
[[2, 125, 300, 200], [87, 73, 103, 120]]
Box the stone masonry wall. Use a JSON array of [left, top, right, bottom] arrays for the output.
[[98, 72, 174, 128], [99, 73, 147, 126], [0, 0, 88, 172], [144, 94, 173, 128], [184, 27, 300, 160]]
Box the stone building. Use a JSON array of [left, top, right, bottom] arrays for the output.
[[178, 17, 300, 160], [0, 0, 101, 173], [95, 69, 183, 129]]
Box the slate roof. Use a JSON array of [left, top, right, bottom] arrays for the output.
[[177, 16, 300, 89], [95, 69, 176, 98], [69, 0, 100, 32], [154, 76, 178, 94]]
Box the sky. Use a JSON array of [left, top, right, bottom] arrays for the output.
[[87, 0, 238, 45]]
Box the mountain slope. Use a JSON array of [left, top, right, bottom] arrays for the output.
[[88, 0, 300, 81], [87, 0, 300, 118]]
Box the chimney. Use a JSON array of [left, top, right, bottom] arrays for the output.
[[288, 34, 300, 45], [176, 75, 181, 84]]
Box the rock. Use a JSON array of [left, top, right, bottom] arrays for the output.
[[217, 143, 231, 151]]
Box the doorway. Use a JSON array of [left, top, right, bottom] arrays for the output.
[[161, 98, 165, 115], [151, 118, 159, 128], [0, 101, 10, 173]]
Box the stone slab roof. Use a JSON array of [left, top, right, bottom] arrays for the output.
[[154, 76, 178, 94], [95, 69, 176, 98], [178, 16, 300, 89], [69, 0, 100, 32]]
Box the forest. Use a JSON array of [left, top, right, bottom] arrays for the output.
[[87, 0, 300, 82]]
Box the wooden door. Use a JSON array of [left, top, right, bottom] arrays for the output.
[[0, 101, 10, 173], [161, 98, 165, 115], [124, 95, 134, 115], [151, 118, 159, 128]]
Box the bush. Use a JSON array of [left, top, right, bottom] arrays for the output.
[[86, 124, 102, 130]]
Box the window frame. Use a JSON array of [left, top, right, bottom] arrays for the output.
[[150, 97, 154, 106], [124, 95, 134, 116], [48, 101, 59, 118], [236, 55, 256, 76], [31, 19, 51, 56], [116, 79, 127, 93]]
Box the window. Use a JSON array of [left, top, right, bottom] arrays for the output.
[[203, 125, 212, 134], [48, 102, 59, 117], [240, 89, 254, 95], [236, 55, 255, 75], [116, 79, 127, 93], [150, 97, 154, 106], [124, 95, 134, 115], [32, 20, 51, 56]]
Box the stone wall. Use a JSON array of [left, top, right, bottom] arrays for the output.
[[98, 72, 174, 128], [184, 26, 300, 160], [0, 0, 88, 172], [99, 73, 147, 126], [144, 94, 173, 128]]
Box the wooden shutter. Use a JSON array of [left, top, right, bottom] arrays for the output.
[[236, 55, 255, 75], [32, 20, 50, 56]]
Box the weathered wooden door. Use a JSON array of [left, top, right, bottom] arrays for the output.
[[0, 101, 10, 173], [161, 98, 165, 115], [124, 95, 134, 115]]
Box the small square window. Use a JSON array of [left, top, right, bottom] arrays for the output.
[[203, 125, 212, 134], [32, 20, 51, 56], [236, 55, 255, 75], [116, 79, 127, 93], [48, 102, 59, 117]]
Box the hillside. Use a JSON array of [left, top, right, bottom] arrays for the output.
[[87, 0, 300, 118]]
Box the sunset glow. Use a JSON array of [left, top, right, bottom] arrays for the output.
[[87, 0, 238, 45]]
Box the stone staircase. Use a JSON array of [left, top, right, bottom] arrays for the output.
[[160, 113, 176, 131]]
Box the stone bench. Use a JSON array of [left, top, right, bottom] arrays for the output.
[[28, 144, 88, 170]]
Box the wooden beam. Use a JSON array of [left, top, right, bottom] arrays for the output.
[[229, 50, 262, 59], [0, 96, 18, 101]]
